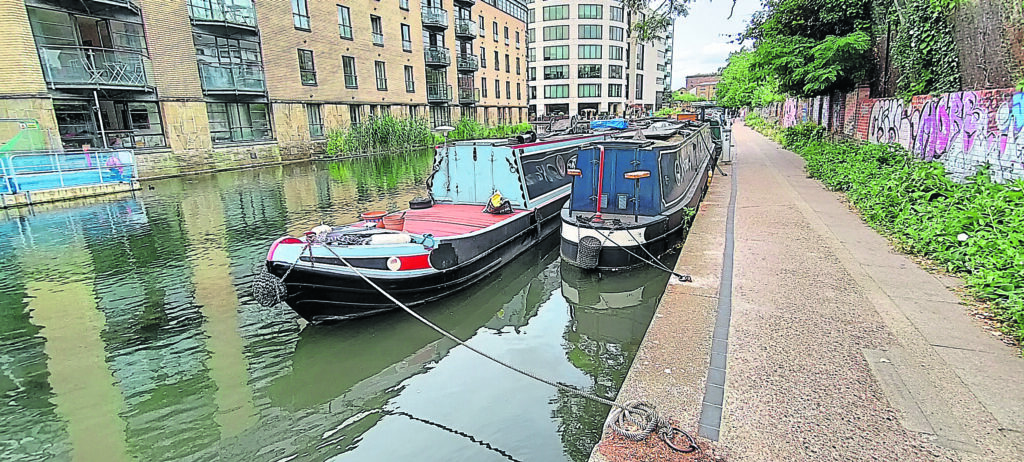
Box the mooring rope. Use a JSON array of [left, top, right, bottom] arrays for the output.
[[581, 219, 692, 282], [308, 241, 699, 454]]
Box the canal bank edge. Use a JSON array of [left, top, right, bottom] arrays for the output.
[[589, 158, 733, 460]]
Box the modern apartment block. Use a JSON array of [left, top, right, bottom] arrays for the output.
[[524, 0, 671, 118], [0, 0, 528, 178]]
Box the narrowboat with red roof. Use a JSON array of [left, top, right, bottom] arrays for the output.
[[261, 132, 605, 322]]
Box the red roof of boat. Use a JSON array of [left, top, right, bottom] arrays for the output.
[[400, 204, 526, 237]]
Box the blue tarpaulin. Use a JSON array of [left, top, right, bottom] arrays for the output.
[[590, 119, 627, 130]]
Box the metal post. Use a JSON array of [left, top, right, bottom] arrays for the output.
[[94, 90, 109, 149], [54, 153, 65, 187]]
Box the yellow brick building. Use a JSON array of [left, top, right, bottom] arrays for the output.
[[0, 0, 528, 177]]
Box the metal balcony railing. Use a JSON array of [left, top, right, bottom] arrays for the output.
[[426, 83, 452, 102], [458, 87, 479, 104], [372, 32, 384, 46], [1, 149, 137, 194], [424, 46, 451, 67], [90, 0, 141, 13], [421, 7, 449, 30], [37, 45, 153, 90], [188, 0, 257, 29], [456, 53, 479, 72], [454, 19, 476, 39], [198, 62, 266, 93], [453, 0, 475, 6]]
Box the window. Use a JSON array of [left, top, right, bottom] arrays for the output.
[[207, 102, 272, 143], [298, 49, 316, 85], [342, 56, 357, 88], [504, 26, 509, 44], [371, 15, 384, 46], [430, 105, 450, 127], [527, 67, 536, 81], [515, 31, 520, 48], [635, 74, 644, 99], [493, 22, 498, 41], [610, 46, 623, 61], [609, 65, 623, 79], [517, 83, 521, 100], [527, 9, 534, 23], [375, 61, 387, 90], [578, 4, 602, 19], [528, 86, 537, 99], [481, 46, 487, 67], [542, 5, 568, 20], [610, 6, 624, 22], [349, 104, 361, 125], [543, 45, 569, 61], [338, 5, 353, 39], [544, 85, 569, 98], [479, 15, 485, 36], [543, 65, 568, 79], [578, 84, 600, 97], [608, 84, 622, 97], [404, 65, 415, 92], [636, 44, 645, 68], [504, 54, 510, 72], [609, 26, 624, 42], [306, 104, 324, 139], [516, 57, 521, 75], [495, 79, 501, 98], [527, 48, 536, 62], [482, 77, 488, 97], [543, 25, 568, 41], [292, 0, 310, 30], [494, 50, 499, 70], [506, 81, 511, 100], [527, 28, 535, 43], [578, 64, 601, 78], [579, 25, 602, 39], [401, 24, 412, 51], [578, 45, 602, 59], [400, 0, 409, 10]]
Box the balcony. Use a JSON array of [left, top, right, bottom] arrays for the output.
[[198, 62, 266, 94], [37, 46, 153, 91], [426, 83, 452, 103], [188, 0, 258, 31], [421, 7, 449, 30], [424, 46, 451, 67], [454, 0, 475, 6], [454, 19, 476, 40], [458, 87, 478, 105], [456, 53, 479, 73]]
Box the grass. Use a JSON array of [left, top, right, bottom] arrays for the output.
[[746, 112, 1024, 345], [325, 116, 533, 157]]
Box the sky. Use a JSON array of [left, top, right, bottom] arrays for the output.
[[668, 0, 761, 89]]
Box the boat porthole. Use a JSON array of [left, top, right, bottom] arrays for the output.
[[387, 257, 401, 271]]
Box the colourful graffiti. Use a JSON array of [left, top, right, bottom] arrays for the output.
[[866, 90, 1024, 182]]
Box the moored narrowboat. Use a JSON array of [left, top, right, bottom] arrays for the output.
[[259, 132, 604, 322], [560, 122, 719, 271]]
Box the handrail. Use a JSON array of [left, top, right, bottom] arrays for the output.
[[3, 149, 137, 193], [36, 45, 153, 89], [188, 0, 258, 28]]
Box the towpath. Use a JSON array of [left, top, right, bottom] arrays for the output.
[[590, 123, 1024, 461]]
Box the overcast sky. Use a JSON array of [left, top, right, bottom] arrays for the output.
[[668, 0, 761, 89]]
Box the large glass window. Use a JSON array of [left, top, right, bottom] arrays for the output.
[[578, 64, 601, 78], [516, 57, 521, 75], [405, 65, 415, 92], [54, 100, 167, 149], [505, 54, 510, 72], [342, 55, 357, 88], [292, 0, 310, 30], [527, 48, 536, 62], [298, 49, 316, 85], [517, 83, 521, 100], [506, 81, 511, 100], [610, 6, 624, 22], [527, 67, 536, 81], [494, 50, 500, 70], [543, 65, 568, 80], [543, 85, 569, 98], [495, 79, 501, 98], [578, 45, 602, 59], [400, 0, 409, 10], [479, 15, 485, 35], [481, 77, 487, 97], [636, 44, 645, 68], [543, 45, 569, 61], [371, 15, 384, 46], [528, 85, 537, 99], [609, 65, 623, 79], [609, 46, 623, 61], [338, 5, 353, 39], [481, 46, 487, 67], [578, 4, 602, 19], [609, 26, 624, 42], [401, 24, 412, 51], [542, 5, 568, 20], [306, 104, 324, 139], [526, 28, 535, 43], [375, 61, 388, 90], [578, 25, 601, 39], [493, 21, 499, 41], [543, 25, 568, 41], [635, 74, 644, 99], [578, 84, 600, 97], [207, 102, 272, 143], [608, 84, 622, 97]]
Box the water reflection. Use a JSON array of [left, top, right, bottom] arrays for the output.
[[0, 150, 670, 462]]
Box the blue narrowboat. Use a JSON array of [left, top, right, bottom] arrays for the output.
[[560, 122, 719, 270], [260, 132, 604, 322]]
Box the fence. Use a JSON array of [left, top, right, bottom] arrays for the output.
[[1, 149, 136, 195]]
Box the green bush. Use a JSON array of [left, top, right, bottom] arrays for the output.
[[749, 119, 1024, 343], [442, 118, 533, 143], [326, 114, 434, 157]]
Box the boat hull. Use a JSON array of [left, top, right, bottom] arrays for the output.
[[269, 197, 567, 322]]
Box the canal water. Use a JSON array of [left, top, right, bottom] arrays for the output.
[[0, 151, 674, 462]]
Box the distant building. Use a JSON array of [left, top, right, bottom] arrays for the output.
[[685, 73, 719, 101]]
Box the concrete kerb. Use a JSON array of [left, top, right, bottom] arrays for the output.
[[589, 160, 733, 461]]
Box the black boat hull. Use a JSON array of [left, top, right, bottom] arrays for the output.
[[269, 197, 567, 322]]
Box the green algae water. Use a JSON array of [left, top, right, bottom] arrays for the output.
[[0, 150, 672, 462]]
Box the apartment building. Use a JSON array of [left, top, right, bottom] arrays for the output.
[[0, 0, 527, 178], [686, 73, 720, 100], [524, 0, 671, 118]]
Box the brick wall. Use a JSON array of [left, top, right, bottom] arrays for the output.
[[0, 0, 48, 97], [137, 0, 203, 99]]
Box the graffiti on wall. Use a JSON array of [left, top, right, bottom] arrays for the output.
[[866, 90, 1024, 182]]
